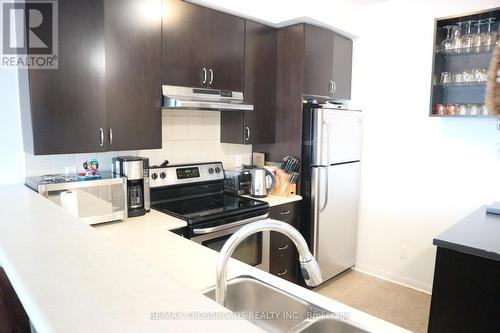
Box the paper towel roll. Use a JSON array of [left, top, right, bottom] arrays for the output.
[[60, 190, 79, 217]]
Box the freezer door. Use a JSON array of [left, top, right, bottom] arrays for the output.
[[323, 110, 362, 164], [313, 162, 360, 280]]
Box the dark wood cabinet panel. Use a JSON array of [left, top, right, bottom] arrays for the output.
[[104, 0, 162, 151], [220, 20, 276, 145], [332, 34, 353, 100], [0, 268, 30, 333], [428, 247, 500, 333], [206, 9, 245, 91], [162, 0, 207, 87], [303, 25, 334, 98], [269, 202, 301, 284], [21, 0, 106, 154]]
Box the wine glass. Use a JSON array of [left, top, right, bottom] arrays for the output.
[[472, 20, 484, 53], [460, 20, 474, 53], [451, 22, 463, 53], [441, 25, 454, 52], [482, 18, 497, 51]]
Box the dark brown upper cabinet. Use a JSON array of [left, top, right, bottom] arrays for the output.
[[303, 25, 335, 98], [303, 24, 353, 100], [19, 0, 107, 155], [221, 21, 277, 145], [162, 0, 245, 91], [19, 0, 162, 155], [104, 0, 162, 151]]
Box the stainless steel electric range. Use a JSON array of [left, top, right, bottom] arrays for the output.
[[149, 162, 270, 271]]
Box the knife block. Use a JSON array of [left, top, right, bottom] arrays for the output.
[[271, 169, 297, 197]]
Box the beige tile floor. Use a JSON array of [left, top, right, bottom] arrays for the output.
[[314, 270, 431, 333]]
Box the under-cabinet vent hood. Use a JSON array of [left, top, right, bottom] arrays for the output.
[[162, 85, 254, 111]]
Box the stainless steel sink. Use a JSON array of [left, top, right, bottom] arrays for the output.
[[203, 276, 370, 333], [203, 276, 314, 333], [289, 317, 369, 333]]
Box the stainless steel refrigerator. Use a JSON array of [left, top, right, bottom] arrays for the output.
[[301, 102, 362, 283]]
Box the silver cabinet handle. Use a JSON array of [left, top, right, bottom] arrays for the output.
[[99, 128, 104, 147], [328, 80, 334, 93], [332, 80, 337, 94], [202, 68, 207, 84], [245, 126, 251, 141], [278, 244, 288, 251], [109, 128, 113, 146], [209, 68, 214, 85], [280, 210, 291, 215], [277, 270, 288, 276]]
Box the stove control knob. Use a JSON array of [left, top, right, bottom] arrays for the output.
[[214, 167, 221, 173], [160, 172, 166, 179], [151, 173, 158, 180], [208, 167, 214, 174]]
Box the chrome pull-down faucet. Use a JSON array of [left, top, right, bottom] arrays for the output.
[[215, 219, 324, 306]]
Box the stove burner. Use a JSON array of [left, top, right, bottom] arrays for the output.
[[39, 174, 78, 184]]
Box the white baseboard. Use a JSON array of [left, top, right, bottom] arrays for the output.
[[353, 264, 432, 295]]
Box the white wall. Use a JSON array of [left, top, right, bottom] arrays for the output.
[[352, 0, 500, 292], [0, 69, 25, 184], [25, 109, 252, 177]]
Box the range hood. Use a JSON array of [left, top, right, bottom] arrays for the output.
[[162, 85, 254, 111]]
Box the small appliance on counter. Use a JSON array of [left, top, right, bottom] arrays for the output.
[[224, 168, 252, 195], [25, 172, 127, 225], [112, 156, 150, 217], [249, 167, 275, 198]]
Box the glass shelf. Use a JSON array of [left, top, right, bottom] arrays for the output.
[[435, 44, 496, 56], [434, 81, 487, 87]]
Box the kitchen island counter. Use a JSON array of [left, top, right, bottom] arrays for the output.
[[433, 205, 500, 261]]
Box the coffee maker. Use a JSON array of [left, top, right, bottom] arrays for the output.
[[112, 156, 150, 217]]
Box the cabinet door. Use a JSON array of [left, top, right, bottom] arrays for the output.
[[162, 0, 207, 87], [26, 0, 106, 154], [220, 21, 276, 144], [206, 9, 245, 91], [332, 34, 353, 100], [104, 0, 162, 151], [303, 25, 334, 98], [243, 21, 276, 144]]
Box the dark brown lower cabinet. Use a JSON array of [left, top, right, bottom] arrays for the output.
[[0, 268, 30, 333], [269, 202, 300, 283], [428, 247, 500, 333]]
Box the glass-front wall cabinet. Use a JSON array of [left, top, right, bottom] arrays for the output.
[[430, 7, 500, 117]]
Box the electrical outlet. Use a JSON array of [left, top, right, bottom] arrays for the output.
[[400, 244, 409, 259]]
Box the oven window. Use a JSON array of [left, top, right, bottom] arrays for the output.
[[202, 232, 262, 267]]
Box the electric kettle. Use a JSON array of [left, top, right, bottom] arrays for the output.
[[250, 168, 275, 198]]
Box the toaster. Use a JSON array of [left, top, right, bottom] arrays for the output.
[[224, 169, 252, 195]]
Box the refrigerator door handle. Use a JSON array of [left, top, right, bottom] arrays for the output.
[[320, 166, 329, 213], [323, 120, 332, 165], [311, 168, 320, 258]]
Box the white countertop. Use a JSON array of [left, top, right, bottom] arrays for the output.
[[0, 185, 407, 333], [241, 194, 303, 207], [0, 185, 264, 333], [96, 201, 409, 333]]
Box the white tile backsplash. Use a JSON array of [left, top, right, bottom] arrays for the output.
[[25, 110, 251, 176]]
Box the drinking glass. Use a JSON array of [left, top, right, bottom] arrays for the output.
[[469, 104, 479, 116], [450, 23, 463, 53], [482, 18, 497, 50], [472, 20, 484, 53], [460, 20, 474, 53], [440, 72, 452, 84], [458, 104, 468, 115], [441, 25, 454, 51], [479, 104, 489, 116]]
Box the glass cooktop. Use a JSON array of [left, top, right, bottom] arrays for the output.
[[152, 194, 268, 224]]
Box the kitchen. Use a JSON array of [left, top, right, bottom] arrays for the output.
[[1, 0, 500, 332]]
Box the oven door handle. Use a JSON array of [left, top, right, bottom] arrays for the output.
[[192, 213, 270, 235]]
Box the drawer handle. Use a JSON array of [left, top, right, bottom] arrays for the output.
[[277, 270, 288, 276], [280, 210, 291, 215], [278, 244, 288, 251]]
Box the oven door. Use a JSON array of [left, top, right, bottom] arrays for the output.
[[190, 216, 270, 272]]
